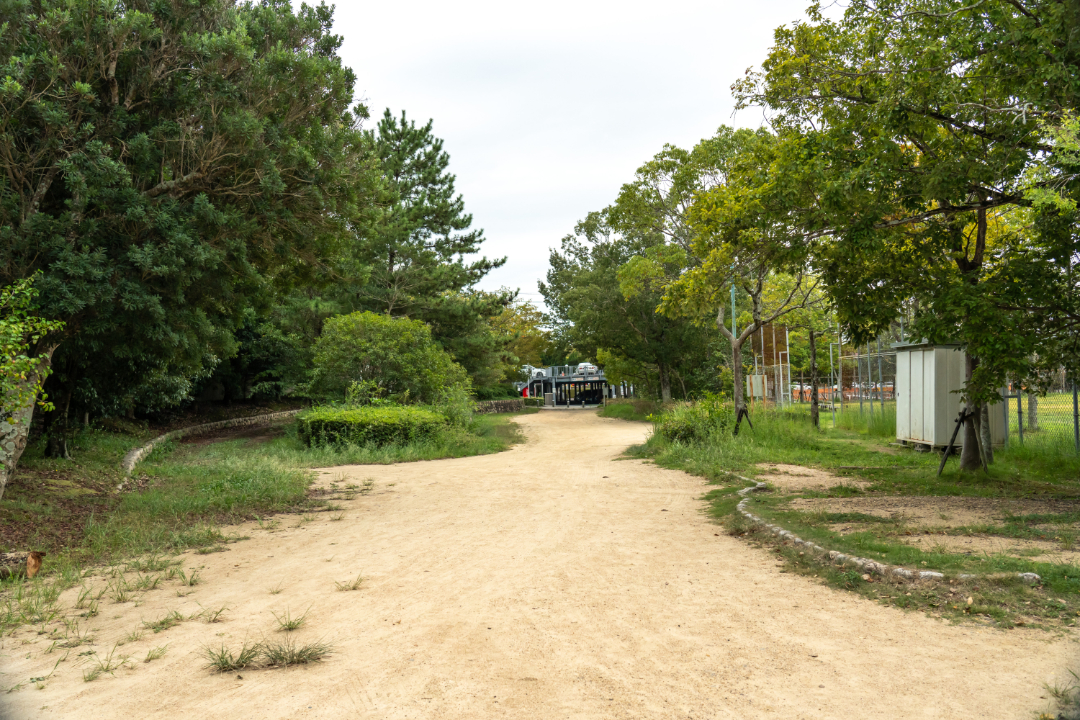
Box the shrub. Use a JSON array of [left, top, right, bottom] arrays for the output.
[[654, 395, 734, 444], [296, 406, 448, 447], [309, 311, 470, 403]]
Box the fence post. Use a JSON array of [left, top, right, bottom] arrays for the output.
[[877, 338, 885, 414], [1073, 380, 1079, 455], [1002, 387, 1009, 449], [1017, 388, 1024, 445]]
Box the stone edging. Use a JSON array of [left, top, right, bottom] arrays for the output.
[[733, 474, 1042, 585], [117, 409, 303, 490]]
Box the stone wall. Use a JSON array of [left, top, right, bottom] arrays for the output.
[[119, 409, 303, 482], [474, 399, 525, 414]]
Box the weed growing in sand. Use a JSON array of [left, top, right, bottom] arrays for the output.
[[203, 641, 261, 672], [143, 610, 184, 633], [272, 607, 308, 631], [330, 512, 345, 521], [121, 627, 144, 645], [144, 645, 169, 663], [195, 605, 227, 623], [107, 575, 133, 603], [176, 569, 200, 587], [261, 636, 333, 667], [83, 643, 132, 681], [125, 555, 173, 573], [334, 574, 364, 591], [268, 583, 284, 595]]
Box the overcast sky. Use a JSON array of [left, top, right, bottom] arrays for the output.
[[330, 1, 824, 307]]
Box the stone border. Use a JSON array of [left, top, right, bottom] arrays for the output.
[[732, 473, 1042, 585], [117, 409, 303, 490]]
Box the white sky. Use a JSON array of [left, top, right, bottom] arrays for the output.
[[330, 1, 824, 307]]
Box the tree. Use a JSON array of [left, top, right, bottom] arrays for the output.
[[490, 299, 551, 376], [344, 110, 512, 390], [543, 212, 718, 402], [734, 0, 1080, 469], [0, 276, 64, 498], [619, 128, 820, 427], [310, 312, 469, 404], [0, 0, 379, 460]]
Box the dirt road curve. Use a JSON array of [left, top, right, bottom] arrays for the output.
[[3, 411, 1076, 719]]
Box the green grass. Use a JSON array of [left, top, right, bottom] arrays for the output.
[[0, 409, 529, 634], [597, 399, 661, 422], [634, 405, 1080, 628]]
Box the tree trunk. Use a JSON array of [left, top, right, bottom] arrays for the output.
[[959, 354, 983, 473], [979, 401, 994, 464], [809, 330, 820, 429], [45, 383, 73, 459], [658, 365, 672, 403], [732, 341, 746, 417], [0, 348, 56, 500], [1028, 392, 1039, 431]]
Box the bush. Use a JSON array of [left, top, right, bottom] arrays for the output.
[[296, 406, 448, 447], [654, 395, 734, 444], [309, 312, 470, 403]]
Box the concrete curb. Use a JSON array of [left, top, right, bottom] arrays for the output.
[[732, 473, 1041, 585], [117, 409, 304, 491]]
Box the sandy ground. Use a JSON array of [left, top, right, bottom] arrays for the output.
[[788, 495, 1079, 528], [2, 410, 1078, 719], [895, 533, 1080, 566], [754, 464, 865, 492]]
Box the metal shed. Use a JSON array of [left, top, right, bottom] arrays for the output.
[[894, 342, 1005, 448]]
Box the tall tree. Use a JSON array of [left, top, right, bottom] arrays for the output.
[[543, 212, 717, 402], [0, 0, 377, 462], [619, 128, 820, 426], [347, 109, 511, 389], [736, 0, 1080, 469]]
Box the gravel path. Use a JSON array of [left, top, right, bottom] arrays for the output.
[[2, 410, 1075, 719]]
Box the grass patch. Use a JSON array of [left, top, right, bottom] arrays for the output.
[[0, 409, 527, 635], [597, 399, 661, 422], [636, 405, 1080, 628]]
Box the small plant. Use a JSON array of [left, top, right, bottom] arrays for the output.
[[196, 605, 228, 623], [203, 642, 261, 673], [268, 583, 284, 595], [83, 643, 132, 680], [131, 574, 161, 592], [256, 517, 281, 531], [177, 569, 201, 587], [335, 574, 364, 592], [260, 636, 333, 667], [121, 628, 144, 645], [196, 546, 227, 555], [143, 610, 184, 634], [330, 512, 345, 522], [108, 575, 133, 603], [126, 554, 172, 573], [144, 645, 169, 663], [272, 607, 309, 631], [80, 599, 100, 618]]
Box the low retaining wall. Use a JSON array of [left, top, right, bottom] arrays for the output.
[[118, 409, 304, 487], [732, 473, 1041, 585], [474, 399, 524, 414]]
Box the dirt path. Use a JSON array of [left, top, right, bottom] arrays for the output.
[[3, 411, 1076, 719]]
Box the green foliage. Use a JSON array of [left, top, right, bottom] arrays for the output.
[[0, 0, 380, 430], [653, 395, 734, 444], [0, 275, 64, 419], [296, 406, 448, 448], [734, 0, 1080, 401], [309, 311, 470, 403]]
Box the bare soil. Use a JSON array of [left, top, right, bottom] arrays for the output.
[[788, 495, 1079, 528], [895, 533, 1080, 566], [756, 463, 867, 491], [2, 411, 1076, 719]]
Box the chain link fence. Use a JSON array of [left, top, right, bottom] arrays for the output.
[[748, 323, 1080, 452]]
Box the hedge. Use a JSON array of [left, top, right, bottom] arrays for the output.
[[296, 406, 448, 447], [654, 397, 734, 444]]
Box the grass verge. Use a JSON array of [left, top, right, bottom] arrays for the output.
[[597, 399, 661, 422], [1, 409, 530, 605], [633, 405, 1080, 629]]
